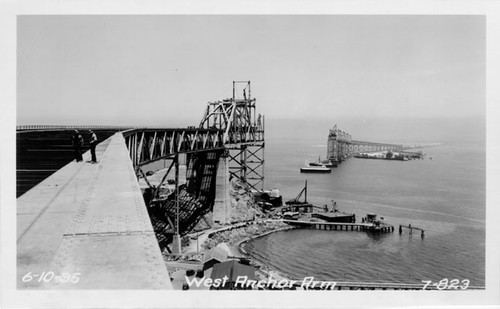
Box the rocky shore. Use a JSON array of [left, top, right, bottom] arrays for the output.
[[226, 178, 263, 223], [202, 220, 291, 251]]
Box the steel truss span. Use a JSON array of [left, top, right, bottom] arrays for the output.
[[122, 128, 225, 167], [123, 81, 266, 193]]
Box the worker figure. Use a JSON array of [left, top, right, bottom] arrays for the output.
[[72, 130, 84, 162], [88, 130, 97, 163]]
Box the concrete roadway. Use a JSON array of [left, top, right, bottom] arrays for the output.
[[17, 132, 172, 289]]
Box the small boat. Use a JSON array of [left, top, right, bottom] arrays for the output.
[[300, 159, 331, 173], [310, 156, 338, 168], [300, 165, 331, 173], [322, 161, 337, 168]]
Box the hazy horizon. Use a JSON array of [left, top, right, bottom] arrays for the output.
[[266, 116, 485, 145], [17, 15, 485, 127]]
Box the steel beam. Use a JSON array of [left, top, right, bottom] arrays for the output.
[[123, 129, 225, 167]]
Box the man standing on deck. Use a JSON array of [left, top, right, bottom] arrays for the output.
[[88, 130, 97, 163], [72, 130, 84, 162]]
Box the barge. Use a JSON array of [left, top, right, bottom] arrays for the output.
[[282, 180, 314, 213], [311, 200, 355, 223], [354, 151, 409, 161], [312, 211, 355, 223]]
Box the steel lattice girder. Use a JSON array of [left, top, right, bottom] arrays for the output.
[[122, 128, 225, 167]]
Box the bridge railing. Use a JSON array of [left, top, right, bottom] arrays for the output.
[[16, 125, 132, 131]]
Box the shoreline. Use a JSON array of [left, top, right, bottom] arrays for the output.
[[235, 224, 297, 281], [195, 219, 297, 281], [200, 219, 289, 250], [236, 225, 295, 253]]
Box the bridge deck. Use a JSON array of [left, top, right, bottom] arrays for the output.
[[17, 132, 172, 289]]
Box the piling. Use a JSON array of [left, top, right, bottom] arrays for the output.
[[399, 224, 425, 238]]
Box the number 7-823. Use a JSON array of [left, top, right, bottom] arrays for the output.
[[421, 279, 470, 290]]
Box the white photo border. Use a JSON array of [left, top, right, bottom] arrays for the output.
[[1, 1, 499, 308]]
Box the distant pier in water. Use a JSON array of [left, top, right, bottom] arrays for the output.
[[325, 124, 426, 164]]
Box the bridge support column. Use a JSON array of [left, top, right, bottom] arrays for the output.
[[213, 153, 231, 225], [172, 155, 182, 254], [327, 135, 336, 161], [171, 234, 182, 255]]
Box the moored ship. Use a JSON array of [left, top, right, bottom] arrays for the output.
[[300, 158, 332, 173], [311, 200, 356, 223], [300, 165, 331, 173]]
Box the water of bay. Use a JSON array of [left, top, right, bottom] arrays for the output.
[[243, 118, 486, 286]]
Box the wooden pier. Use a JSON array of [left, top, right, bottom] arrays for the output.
[[283, 220, 394, 233], [399, 224, 425, 238]]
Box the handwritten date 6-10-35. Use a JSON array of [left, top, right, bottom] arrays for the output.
[[22, 271, 80, 284]]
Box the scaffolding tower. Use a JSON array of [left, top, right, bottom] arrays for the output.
[[199, 81, 265, 191]]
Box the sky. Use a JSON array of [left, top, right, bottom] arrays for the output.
[[17, 15, 485, 127]]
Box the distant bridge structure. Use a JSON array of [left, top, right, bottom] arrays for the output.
[[327, 124, 403, 163]]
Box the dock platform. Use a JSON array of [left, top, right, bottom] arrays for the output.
[[17, 132, 172, 289], [283, 220, 394, 233]]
